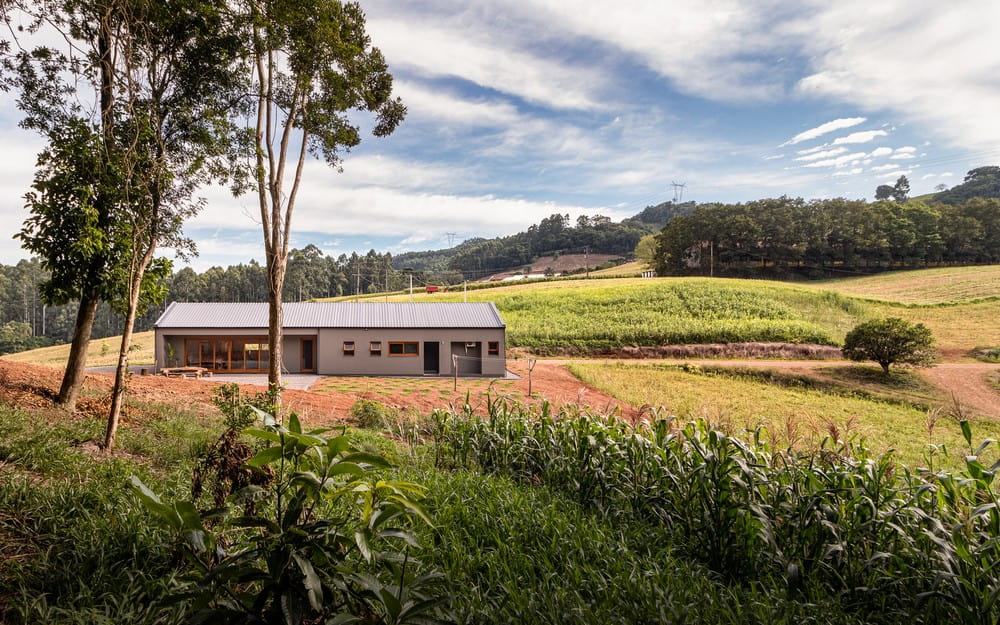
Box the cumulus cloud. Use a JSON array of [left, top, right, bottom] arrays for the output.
[[832, 167, 863, 176], [780, 117, 867, 146], [869, 147, 893, 157]]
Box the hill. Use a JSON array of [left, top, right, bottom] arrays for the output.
[[393, 200, 693, 280], [934, 166, 1000, 204]]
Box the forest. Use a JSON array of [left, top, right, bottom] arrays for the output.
[[653, 195, 1000, 277]]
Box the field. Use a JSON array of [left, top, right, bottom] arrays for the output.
[[0, 330, 155, 368], [814, 265, 1000, 304], [568, 362, 999, 468]]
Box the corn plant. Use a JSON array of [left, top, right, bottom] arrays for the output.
[[132, 409, 448, 625]]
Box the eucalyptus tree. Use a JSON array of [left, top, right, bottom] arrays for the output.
[[241, 0, 405, 392], [4, 0, 243, 448]]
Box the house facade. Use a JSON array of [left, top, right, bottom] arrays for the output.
[[153, 302, 506, 377]]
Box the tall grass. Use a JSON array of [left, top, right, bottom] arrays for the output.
[[430, 397, 1000, 624]]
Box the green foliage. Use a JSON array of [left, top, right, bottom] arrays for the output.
[[212, 383, 281, 431], [936, 166, 1000, 204], [133, 410, 447, 624], [974, 346, 1000, 363], [842, 317, 936, 374], [430, 398, 1000, 624], [351, 397, 399, 429], [0, 320, 52, 355]]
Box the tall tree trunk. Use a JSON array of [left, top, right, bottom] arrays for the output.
[[57, 294, 99, 409], [105, 295, 138, 450], [267, 255, 286, 392]]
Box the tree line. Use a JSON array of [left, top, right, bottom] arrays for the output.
[[653, 195, 1000, 277]]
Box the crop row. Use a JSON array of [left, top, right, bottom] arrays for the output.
[[430, 398, 1000, 625]]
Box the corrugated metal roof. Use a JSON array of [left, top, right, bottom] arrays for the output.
[[154, 301, 505, 329]]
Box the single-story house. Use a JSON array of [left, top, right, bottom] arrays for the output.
[[153, 301, 506, 377]]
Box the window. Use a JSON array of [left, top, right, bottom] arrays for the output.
[[343, 341, 355, 356], [369, 341, 382, 356], [488, 341, 500, 356], [388, 341, 419, 356]]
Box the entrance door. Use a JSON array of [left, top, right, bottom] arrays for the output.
[[423, 341, 439, 374], [301, 338, 315, 372]]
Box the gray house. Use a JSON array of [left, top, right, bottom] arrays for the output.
[[153, 302, 506, 377]]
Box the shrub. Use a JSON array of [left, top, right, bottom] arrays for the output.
[[842, 317, 935, 374], [133, 410, 447, 624], [351, 397, 398, 429]]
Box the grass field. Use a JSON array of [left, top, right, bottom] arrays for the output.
[[0, 330, 155, 368], [814, 265, 1000, 304], [568, 362, 1000, 468]]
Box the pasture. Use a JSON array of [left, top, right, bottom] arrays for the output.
[[814, 265, 1000, 304]]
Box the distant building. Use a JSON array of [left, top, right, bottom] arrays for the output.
[[154, 302, 506, 377]]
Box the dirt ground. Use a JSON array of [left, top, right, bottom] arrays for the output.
[[0, 358, 634, 427]]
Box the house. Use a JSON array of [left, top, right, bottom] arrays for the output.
[[153, 301, 506, 377]]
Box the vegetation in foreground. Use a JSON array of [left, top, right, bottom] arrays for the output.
[[3, 382, 1000, 624]]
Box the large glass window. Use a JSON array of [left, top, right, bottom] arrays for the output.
[[183, 339, 270, 372]]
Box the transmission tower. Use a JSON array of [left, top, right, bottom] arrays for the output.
[[671, 181, 687, 203], [445, 232, 457, 247]]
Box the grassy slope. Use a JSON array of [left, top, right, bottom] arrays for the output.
[[0, 330, 156, 368], [569, 362, 999, 468], [813, 265, 1000, 304]]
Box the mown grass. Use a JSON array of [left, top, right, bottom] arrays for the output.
[[814, 265, 1000, 304], [0, 330, 156, 368], [567, 362, 1000, 468]]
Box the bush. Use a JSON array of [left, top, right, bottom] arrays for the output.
[[842, 317, 935, 374], [351, 397, 398, 429]]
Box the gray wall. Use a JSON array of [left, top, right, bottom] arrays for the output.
[[155, 326, 506, 377], [317, 327, 505, 377]]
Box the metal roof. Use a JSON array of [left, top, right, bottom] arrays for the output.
[[154, 301, 505, 329]]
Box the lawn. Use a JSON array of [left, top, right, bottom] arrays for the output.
[[568, 362, 1000, 468]]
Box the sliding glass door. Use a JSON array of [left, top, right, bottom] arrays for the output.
[[183, 338, 271, 372]]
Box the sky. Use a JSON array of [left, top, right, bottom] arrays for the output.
[[2, 0, 1000, 270]]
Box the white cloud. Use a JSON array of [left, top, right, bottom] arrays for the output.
[[795, 1, 1000, 150], [921, 173, 936, 179], [890, 153, 915, 160], [894, 146, 917, 154], [780, 117, 867, 146], [794, 147, 848, 162], [869, 147, 893, 157], [802, 151, 867, 168], [870, 164, 898, 172], [878, 169, 911, 179], [393, 81, 522, 128], [797, 144, 830, 155], [941, 172, 954, 177], [831, 130, 887, 145], [368, 18, 608, 111], [832, 167, 863, 176]]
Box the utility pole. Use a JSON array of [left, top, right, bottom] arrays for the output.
[[463, 280, 467, 302], [585, 246, 590, 278], [355, 265, 360, 303], [385, 265, 390, 302], [409, 274, 413, 302], [671, 181, 687, 203], [710, 240, 714, 277], [445, 232, 457, 247]]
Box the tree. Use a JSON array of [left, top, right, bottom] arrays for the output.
[[875, 184, 895, 201], [633, 234, 658, 267], [893, 175, 910, 202], [842, 317, 935, 375], [242, 0, 405, 393]]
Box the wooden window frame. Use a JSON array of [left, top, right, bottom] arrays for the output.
[[181, 336, 269, 373], [488, 341, 500, 356], [388, 341, 419, 357], [369, 341, 382, 356], [343, 341, 355, 356]]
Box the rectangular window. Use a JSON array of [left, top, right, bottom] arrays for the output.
[[388, 341, 419, 356], [488, 341, 500, 355], [369, 341, 382, 356], [343, 341, 355, 356]]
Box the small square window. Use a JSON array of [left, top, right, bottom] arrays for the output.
[[488, 341, 500, 355], [370, 341, 382, 355], [343, 341, 355, 356]]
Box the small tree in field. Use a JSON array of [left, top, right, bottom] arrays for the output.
[[842, 317, 935, 375]]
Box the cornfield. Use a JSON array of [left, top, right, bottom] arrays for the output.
[[431, 397, 1000, 625]]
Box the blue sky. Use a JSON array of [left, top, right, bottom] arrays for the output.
[[2, 0, 1000, 270]]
